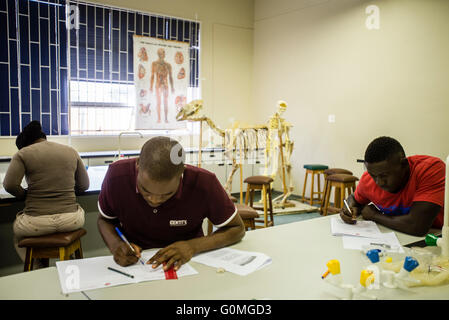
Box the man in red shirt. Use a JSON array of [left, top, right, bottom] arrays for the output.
[[340, 136, 445, 236], [97, 136, 245, 270]]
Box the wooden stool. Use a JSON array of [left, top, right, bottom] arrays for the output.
[[244, 175, 274, 228], [235, 203, 259, 231], [18, 228, 87, 272], [301, 164, 329, 205], [320, 168, 353, 214], [207, 195, 257, 234], [322, 174, 359, 216]]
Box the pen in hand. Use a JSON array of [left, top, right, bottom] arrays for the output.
[[115, 227, 145, 265], [343, 199, 356, 222]]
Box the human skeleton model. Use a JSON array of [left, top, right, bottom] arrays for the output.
[[175, 100, 269, 199], [264, 101, 295, 207]]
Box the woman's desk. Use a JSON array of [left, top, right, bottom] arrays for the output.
[[0, 215, 447, 300], [0, 166, 109, 202]]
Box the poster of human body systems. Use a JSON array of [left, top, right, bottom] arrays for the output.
[[134, 36, 189, 130]]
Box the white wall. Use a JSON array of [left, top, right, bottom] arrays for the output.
[[253, 0, 449, 193]]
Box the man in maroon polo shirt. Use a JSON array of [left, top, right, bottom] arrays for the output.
[[97, 136, 245, 271]]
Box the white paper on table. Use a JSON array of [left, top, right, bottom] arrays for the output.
[[0, 176, 27, 199], [86, 166, 108, 192], [56, 249, 198, 294], [0, 187, 12, 199], [342, 232, 404, 253], [192, 248, 272, 276], [330, 216, 382, 238]]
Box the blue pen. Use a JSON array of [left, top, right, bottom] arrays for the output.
[[115, 227, 145, 265]]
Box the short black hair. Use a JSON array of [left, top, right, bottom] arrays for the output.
[[364, 136, 405, 163], [16, 121, 47, 150], [138, 136, 185, 181]]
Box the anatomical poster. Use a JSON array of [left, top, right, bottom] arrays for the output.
[[133, 36, 189, 130]]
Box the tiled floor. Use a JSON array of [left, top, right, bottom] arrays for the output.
[[235, 191, 323, 226]]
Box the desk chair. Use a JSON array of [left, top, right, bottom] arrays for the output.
[[301, 164, 329, 205], [244, 175, 274, 228], [322, 174, 359, 216], [18, 228, 87, 272]]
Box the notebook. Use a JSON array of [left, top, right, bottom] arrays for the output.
[[56, 249, 198, 294]]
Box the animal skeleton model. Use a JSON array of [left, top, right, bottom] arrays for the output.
[[176, 99, 294, 207]]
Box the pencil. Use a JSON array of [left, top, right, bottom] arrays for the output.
[[343, 199, 356, 220], [107, 267, 134, 279]]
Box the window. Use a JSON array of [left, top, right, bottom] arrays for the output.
[[68, 1, 201, 135], [0, 0, 69, 136], [0, 0, 200, 137]]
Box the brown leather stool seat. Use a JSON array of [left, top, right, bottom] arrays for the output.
[[229, 195, 238, 203], [244, 175, 274, 228], [322, 174, 359, 216], [326, 174, 359, 183], [18, 228, 87, 272], [324, 168, 353, 176], [235, 203, 259, 231], [18, 228, 87, 248], [244, 176, 274, 185]]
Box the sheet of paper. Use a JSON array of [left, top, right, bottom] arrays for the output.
[[56, 249, 198, 294], [86, 166, 108, 192], [330, 216, 382, 238], [342, 232, 404, 253], [0, 187, 11, 199], [0, 176, 27, 199], [192, 248, 272, 276]]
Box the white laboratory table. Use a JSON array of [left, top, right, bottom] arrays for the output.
[[0, 266, 87, 300], [0, 215, 447, 300]]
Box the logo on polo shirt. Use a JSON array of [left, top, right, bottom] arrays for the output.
[[170, 220, 187, 227]]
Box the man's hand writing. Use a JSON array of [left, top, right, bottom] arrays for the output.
[[339, 205, 360, 224], [112, 242, 142, 267]]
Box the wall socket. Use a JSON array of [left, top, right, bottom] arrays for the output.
[[328, 114, 336, 123]]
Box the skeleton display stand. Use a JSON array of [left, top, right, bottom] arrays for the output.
[[176, 100, 296, 209]]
